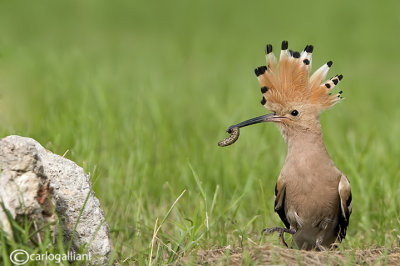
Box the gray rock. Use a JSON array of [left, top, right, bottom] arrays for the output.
[[0, 135, 112, 265]]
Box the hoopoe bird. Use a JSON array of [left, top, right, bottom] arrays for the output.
[[219, 41, 352, 250]]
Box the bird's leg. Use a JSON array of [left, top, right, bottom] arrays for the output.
[[262, 227, 296, 247], [277, 230, 287, 247], [315, 239, 326, 251]]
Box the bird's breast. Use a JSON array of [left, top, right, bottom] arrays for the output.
[[282, 171, 341, 229]]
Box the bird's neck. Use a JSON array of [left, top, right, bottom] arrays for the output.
[[283, 123, 329, 159]]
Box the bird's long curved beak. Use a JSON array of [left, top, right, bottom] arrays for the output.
[[227, 113, 284, 133]]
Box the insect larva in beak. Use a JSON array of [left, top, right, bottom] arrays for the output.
[[218, 127, 240, 147]]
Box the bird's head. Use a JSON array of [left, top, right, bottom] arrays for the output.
[[228, 41, 343, 139]]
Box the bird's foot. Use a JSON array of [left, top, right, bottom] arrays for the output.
[[315, 239, 326, 251], [262, 227, 296, 247]]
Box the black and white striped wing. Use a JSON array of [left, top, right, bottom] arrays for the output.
[[274, 176, 290, 229], [336, 174, 352, 241]]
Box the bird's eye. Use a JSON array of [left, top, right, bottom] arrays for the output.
[[290, 110, 299, 116]]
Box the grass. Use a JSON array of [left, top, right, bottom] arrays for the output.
[[0, 183, 98, 265], [0, 0, 400, 264], [1, 201, 72, 266]]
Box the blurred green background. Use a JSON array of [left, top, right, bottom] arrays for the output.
[[1, 0, 399, 263]]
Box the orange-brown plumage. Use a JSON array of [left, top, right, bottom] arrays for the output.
[[255, 41, 343, 113]]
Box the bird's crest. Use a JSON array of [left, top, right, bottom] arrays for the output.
[[255, 41, 343, 112]]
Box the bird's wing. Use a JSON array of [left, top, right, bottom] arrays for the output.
[[274, 176, 290, 229], [336, 174, 352, 241]]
